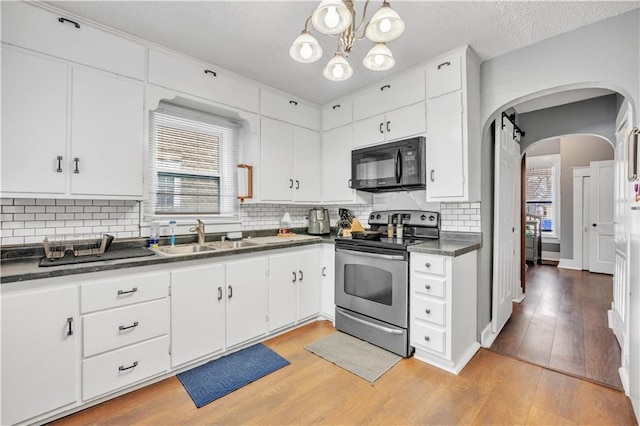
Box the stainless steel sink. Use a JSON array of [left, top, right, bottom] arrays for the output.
[[154, 244, 217, 256], [205, 239, 264, 250]]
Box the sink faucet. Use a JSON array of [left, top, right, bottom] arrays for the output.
[[189, 219, 205, 244]]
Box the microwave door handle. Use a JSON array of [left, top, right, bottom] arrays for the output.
[[395, 149, 402, 184]]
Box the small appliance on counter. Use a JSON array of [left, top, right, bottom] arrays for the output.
[[307, 207, 331, 235]]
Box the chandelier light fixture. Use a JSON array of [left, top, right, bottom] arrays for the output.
[[289, 0, 405, 82]]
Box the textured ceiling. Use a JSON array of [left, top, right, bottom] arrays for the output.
[[44, 1, 640, 106]]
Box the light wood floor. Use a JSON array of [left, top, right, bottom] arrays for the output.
[[52, 319, 636, 425], [491, 264, 623, 390]]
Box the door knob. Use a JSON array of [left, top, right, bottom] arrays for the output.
[[592, 223, 597, 227]]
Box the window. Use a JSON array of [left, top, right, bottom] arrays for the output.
[[148, 103, 239, 221], [525, 153, 560, 238]]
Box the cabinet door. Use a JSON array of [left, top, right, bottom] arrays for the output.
[[170, 264, 225, 368], [297, 250, 321, 320], [70, 68, 144, 197], [426, 53, 462, 99], [226, 257, 268, 348], [320, 245, 336, 320], [426, 92, 465, 199], [322, 125, 356, 203], [293, 127, 321, 202], [268, 252, 297, 331], [1, 286, 78, 426], [260, 118, 294, 201], [148, 49, 259, 112], [353, 114, 386, 149], [1, 47, 67, 195], [322, 99, 353, 131], [260, 89, 320, 130], [2, 1, 146, 80], [384, 103, 426, 142]]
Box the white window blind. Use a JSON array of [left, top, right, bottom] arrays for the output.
[[147, 103, 239, 219], [526, 167, 554, 232]]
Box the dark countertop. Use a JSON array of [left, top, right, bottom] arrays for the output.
[[1, 230, 481, 284]]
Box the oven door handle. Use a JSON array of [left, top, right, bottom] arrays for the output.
[[336, 248, 405, 261], [338, 310, 404, 335]]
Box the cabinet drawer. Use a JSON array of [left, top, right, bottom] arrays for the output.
[[83, 299, 169, 357], [322, 99, 353, 130], [81, 272, 169, 313], [260, 89, 320, 130], [426, 53, 462, 98], [412, 275, 446, 298], [412, 254, 445, 276], [2, 2, 145, 80], [82, 336, 169, 401], [413, 297, 446, 326], [148, 49, 259, 112], [412, 322, 446, 354]]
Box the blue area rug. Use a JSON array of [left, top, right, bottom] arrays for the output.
[[177, 343, 290, 408]]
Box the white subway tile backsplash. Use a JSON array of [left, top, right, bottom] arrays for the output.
[[35, 199, 56, 206], [25, 206, 46, 214], [4, 206, 24, 214], [14, 199, 35, 206], [56, 199, 74, 206], [36, 213, 56, 221]]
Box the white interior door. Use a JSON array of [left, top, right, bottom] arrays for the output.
[[492, 118, 519, 333], [589, 160, 615, 274], [582, 176, 591, 270]]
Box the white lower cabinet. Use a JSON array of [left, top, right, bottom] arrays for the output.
[[170, 264, 225, 368], [410, 251, 479, 374], [1, 285, 78, 426], [80, 273, 170, 401], [225, 257, 269, 348], [268, 248, 321, 332], [320, 244, 336, 321]]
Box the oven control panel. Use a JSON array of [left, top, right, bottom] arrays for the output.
[[368, 210, 439, 228]]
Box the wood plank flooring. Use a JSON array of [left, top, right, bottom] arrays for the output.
[[491, 264, 623, 390], [51, 319, 636, 425]]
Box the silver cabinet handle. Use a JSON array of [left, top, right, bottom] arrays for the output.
[[322, 266, 327, 277], [430, 170, 435, 182], [119, 321, 139, 331], [56, 156, 63, 173], [118, 287, 138, 296], [292, 271, 297, 283], [338, 309, 403, 335], [73, 157, 80, 174], [66, 317, 74, 336], [119, 361, 138, 371]]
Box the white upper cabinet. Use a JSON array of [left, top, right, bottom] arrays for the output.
[[148, 49, 259, 113], [70, 68, 144, 198], [426, 52, 462, 98], [425, 47, 480, 202], [260, 117, 321, 203], [322, 99, 353, 131], [354, 102, 426, 149], [260, 89, 320, 131], [2, 1, 145, 80], [353, 68, 425, 121], [1, 47, 68, 195]]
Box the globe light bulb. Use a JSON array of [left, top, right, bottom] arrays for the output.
[[374, 54, 384, 65], [325, 6, 340, 29], [379, 18, 391, 33], [333, 64, 344, 79], [300, 43, 312, 59]]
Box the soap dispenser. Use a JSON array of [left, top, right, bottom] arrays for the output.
[[279, 211, 292, 235]]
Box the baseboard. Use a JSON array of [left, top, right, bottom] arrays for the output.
[[480, 322, 496, 348], [558, 258, 582, 270], [513, 285, 526, 303], [620, 366, 630, 395]]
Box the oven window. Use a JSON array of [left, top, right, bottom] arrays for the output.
[[344, 264, 392, 306]]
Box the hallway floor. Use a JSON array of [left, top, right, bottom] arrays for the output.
[[490, 264, 623, 390]]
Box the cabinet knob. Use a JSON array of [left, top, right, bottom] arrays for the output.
[[424, 336, 431, 342], [425, 284, 431, 290], [425, 262, 431, 268], [425, 309, 431, 315]]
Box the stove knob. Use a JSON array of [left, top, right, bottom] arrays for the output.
[[420, 214, 426, 220], [376, 214, 381, 219], [429, 215, 436, 221], [370, 214, 375, 220]]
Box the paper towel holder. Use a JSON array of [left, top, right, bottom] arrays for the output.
[[237, 164, 253, 202]]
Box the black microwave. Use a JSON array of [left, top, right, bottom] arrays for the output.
[[351, 137, 426, 192]]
